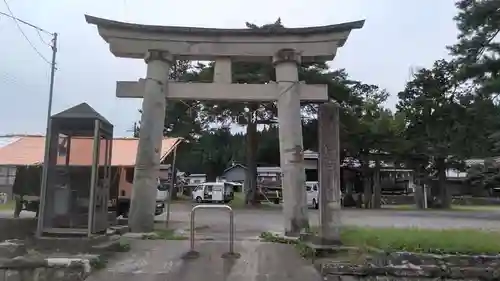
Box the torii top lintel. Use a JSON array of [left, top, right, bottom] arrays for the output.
[[85, 15, 364, 62]]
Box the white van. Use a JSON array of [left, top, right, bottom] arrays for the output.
[[306, 181, 319, 209], [192, 182, 234, 203], [157, 178, 170, 201]]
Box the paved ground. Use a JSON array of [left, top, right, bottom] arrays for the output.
[[87, 240, 321, 281], [6, 203, 499, 280], [3, 203, 500, 236], [86, 203, 500, 280], [0, 209, 34, 218], [158, 203, 500, 240]]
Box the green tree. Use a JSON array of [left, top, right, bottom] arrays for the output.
[[196, 18, 286, 205], [449, 0, 500, 98], [449, 0, 500, 186], [466, 160, 500, 196], [164, 60, 208, 142], [397, 60, 471, 208], [192, 128, 242, 181], [134, 60, 208, 141]]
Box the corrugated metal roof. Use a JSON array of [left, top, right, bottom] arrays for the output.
[[0, 136, 182, 166], [0, 137, 21, 149]]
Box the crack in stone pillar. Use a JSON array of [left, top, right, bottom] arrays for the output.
[[273, 49, 309, 236], [129, 50, 172, 232]]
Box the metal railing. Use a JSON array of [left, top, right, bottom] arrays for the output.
[[187, 204, 237, 258]]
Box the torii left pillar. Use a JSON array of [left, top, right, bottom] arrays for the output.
[[129, 50, 172, 232], [274, 49, 309, 236]]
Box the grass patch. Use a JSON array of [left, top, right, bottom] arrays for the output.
[[262, 227, 500, 256], [386, 204, 500, 211], [228, 192, 246, 208], [90, 256, 108, 270], [142, 229, 188, 240], [228, 192, 282, 209], [116, 241, 131, 252], [452, 205, 500, 211], [259, 232, 315, 258], [0, 201, 14, 211], [340, 227, 500, 255]]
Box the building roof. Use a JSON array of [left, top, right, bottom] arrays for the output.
[[52, 102, 112, 125], [188, 174, 206, 177], [222, 164, 247, 174], [0, 136, 181, 166], [464, 159, 485, 166], [222, 165, 284, 174], [0, 137, 22, 149], [257, 167, 281, 173]]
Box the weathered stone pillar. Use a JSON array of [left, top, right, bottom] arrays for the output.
[[412, 172, 426, 209], [129, 50, 172, 232], [318, 102, 342, 244], [213, 57, 232, 83], [273, 49, 308, 236]]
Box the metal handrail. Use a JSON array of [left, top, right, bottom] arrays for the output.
[[189, 204, 235, 255]]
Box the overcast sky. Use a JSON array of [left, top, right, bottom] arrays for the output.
[[0, 0, 458, 137]]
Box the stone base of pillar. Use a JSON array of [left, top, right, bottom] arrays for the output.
[[304, 234, 342, 247], [284, 217, 310, 237], [303, 236, 345, 259]]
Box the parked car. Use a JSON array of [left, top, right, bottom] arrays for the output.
[[191, 182, 234, 203], [306, 181, 319, 209]]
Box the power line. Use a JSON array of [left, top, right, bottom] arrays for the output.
[[36, 29, 51, 47], [0, 10, 52, 35], [1, 1, 51, 64]]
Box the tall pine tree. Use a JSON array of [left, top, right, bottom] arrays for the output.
[[449, 0, 500, 97]]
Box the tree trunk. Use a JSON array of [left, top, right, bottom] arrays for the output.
[[361, 159, 372, 208], [436, 157, 451, 209], [170, 185, 178, 200], [245, 112, 259, 205], [13, 195, 22, 218], [206, 159, 218, 182], [372, 159, 381, 209]]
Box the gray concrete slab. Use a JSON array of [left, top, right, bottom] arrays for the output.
[[87, 240, 321, 281]]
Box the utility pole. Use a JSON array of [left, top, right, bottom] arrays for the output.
[[36, 32, 58, 237], [165, 147, 177, 227], [0, 8, 59, 234], [45, 33, 58, 121]]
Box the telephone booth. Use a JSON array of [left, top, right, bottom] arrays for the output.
[[37, 103, 113, 237]]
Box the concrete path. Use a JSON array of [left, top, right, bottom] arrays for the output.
[[87, 240, 321, 281], [86, 204, 500, 280]]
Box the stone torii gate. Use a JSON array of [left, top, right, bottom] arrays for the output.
[[85, 15, 364, 236]]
